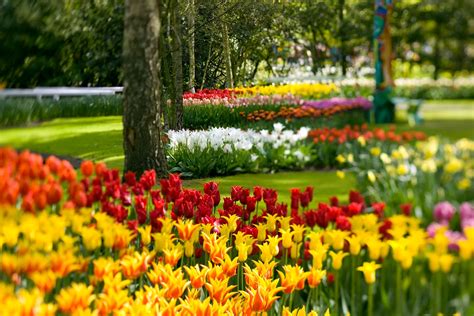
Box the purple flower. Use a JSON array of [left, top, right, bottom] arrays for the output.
[[301, 97, 372, 111], [433, 202, 456, 223]]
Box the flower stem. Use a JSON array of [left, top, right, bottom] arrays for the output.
[[306, 287, 314, 312], [335, 270, 340, 316], [238, 262, 243, 291], [368, 284, 374, 316], [351, 256, 357, 316], [436, 271, 442, 314], [396, 264, 402, 316], [289, 291, 295, 311]]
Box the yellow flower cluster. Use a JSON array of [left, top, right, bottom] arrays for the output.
[[0, 206, 472, 315], [234, 83, 338, 99], [341, 137, 474, 218]]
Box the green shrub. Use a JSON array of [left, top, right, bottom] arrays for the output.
[[0, 96, 122, 127]]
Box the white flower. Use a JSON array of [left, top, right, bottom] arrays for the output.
[[273, 123, 284, 133]]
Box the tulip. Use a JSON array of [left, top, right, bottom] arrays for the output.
[[329, 251, 348, 270], [357, 261, 381, 284], [55, 283, 95, 314]]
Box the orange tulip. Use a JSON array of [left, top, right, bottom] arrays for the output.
[[205, 277, 236, 304]]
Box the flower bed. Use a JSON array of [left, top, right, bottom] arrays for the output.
[[0, 148, 472, 315], [241, 98, 371, 123], [167, 124, 313, 177], [336, 136, 474, 220], [234, 82, 339, 99], [167, 124, 425, 179], [182, 98, 369, 130]]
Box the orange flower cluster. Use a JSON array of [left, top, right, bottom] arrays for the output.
[[241, 104, 365, 122], [308, 125, 427, 144]]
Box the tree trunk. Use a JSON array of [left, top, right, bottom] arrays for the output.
[[221, 21, 234, 88], [200, 39, 213, 90], [123, 0, 167, 177], [338, 0, 347, 76], [187, 0, 196, 93], [171, 0, 183, 129], [433, 22, 441, 80]]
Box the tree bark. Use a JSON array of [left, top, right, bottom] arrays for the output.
[[171, 0, 183, 129], [187, 0, 196, 93], [200, 39, 213, 90], [433, 21, 441, 80], [338, 0, 347, 76], [220, 12, 234, 88], [123, 0, 167, 177]]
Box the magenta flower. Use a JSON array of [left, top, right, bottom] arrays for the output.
[[460, 202, 474, 221], [433, 202, 456, 223]]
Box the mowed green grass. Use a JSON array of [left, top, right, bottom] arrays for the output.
[[394, 99, 474, 140], [0, 117, 125, 169]]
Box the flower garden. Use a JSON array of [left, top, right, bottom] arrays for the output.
[[1, 80, 473, 315], [1, 0, 474, 313]]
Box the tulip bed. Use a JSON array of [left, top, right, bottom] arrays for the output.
[[336, 135, 474, 221], [166, 124, 425, 178], [0, 83, 370, 130], [1, 148, 473, 315]]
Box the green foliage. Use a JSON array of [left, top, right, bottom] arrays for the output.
[[0, 0, 124, 88], [168, 143, 255, 178], [0, 97, 122, 127], [1, 0, 473, 88], [168, 140, 316, 179]]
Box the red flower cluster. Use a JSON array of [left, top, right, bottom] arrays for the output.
[[303, 190, 365, 231], [308, 125, 426, 144], [0, 147, 404, 241], [183, 89, 238, 100]]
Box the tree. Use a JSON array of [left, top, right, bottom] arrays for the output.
[[122, 0, 167, 176], [187, 0, 196, 92]]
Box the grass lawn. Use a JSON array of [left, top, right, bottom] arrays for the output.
[[0, 117, 125, 169]]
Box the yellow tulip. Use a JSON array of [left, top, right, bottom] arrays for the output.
[[237, 242, 251, 262], [307, 268, 326, 288], [329, 251, 348, 270], [255, 223, 267, 242], [265, 214, 279, 233], [137, 225, 152, 246], [281, 229, 294, 249], [357, 261, 381, 284], [291, 224, 306, 243], [439, 254, 455, 273], [458, 240, 472, 260], [290, 242, 302, 260], [257, 243, 274, 263], [346, 235, 361, 256]]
